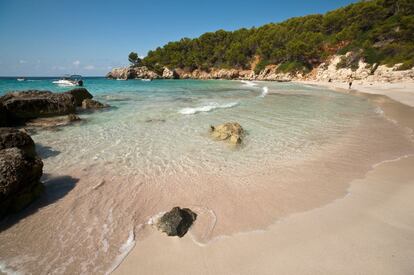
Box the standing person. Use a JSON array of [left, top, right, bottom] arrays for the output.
[[348, 77, 353, 89]]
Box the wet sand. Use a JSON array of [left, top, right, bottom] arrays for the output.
[[115, 155, 414, 275], [114, 83, 414, 275]]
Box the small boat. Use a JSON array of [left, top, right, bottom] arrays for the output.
[[53, 75, 83, 86], [17, 77, 26, 82], [141, 79, 152, 82]]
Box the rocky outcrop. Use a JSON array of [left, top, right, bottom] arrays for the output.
[[106, 66, 159, 80], [162, 67, 178, 79], [81, 99, 110, 109], [0, 90, 76, 123], [0, 128, 43, 218], [0, 128, 36, 158], [106, 53, 414, 83], [64, 88, 93, 107], [210, 122, 244, 144], [156, 207, 197, 237], [0, 88, 98, 127]]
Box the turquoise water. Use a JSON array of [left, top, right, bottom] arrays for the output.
[[3, 77, 412, 274], [0, 77, 376, 176]]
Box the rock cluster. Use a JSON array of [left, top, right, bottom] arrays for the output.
[[0, 128, 44, 217], [0, 90, 76, 123], [0, 88, 108, 127], [210, 122, 244, 144], [156, 207, 197, 237]]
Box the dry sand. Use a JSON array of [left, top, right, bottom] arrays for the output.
[[300, 80, 414, 107], [113, 81, 414, 275]]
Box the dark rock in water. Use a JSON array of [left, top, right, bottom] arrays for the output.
[[0, 128, 44, 218], [0, 104, 14, 126], [81, 99, 110, 109], [156, 207, 197, 237], [64, 88, 93, 107], [0, 128, 36, 158], [0, 90, 76, 121]]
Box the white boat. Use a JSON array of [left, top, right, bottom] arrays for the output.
[[141, 79, 152, 82], [17, 78, 26, 82], [53, 75, 83, 87]]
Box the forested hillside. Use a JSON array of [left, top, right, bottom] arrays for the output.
[[140, 0, 414, 74]]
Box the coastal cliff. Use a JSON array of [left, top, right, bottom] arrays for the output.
[[106, 53, 414, 83]]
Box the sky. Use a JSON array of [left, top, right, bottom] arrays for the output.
[[0, 0, 357, 76]]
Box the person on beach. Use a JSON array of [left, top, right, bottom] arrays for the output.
[[348, 77, 353, 89]]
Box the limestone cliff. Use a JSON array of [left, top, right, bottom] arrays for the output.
[[106, 54, 414, 83]]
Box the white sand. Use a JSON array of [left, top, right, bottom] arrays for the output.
[[299, 80, 414, 107], [114, 81, 414, 275]]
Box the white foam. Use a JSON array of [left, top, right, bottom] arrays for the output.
[[179, 102, 239, 115], [147, 211, 166, 225], [259, 86, 269, 97], [241, 80, 257, 87], [105, 229, 136, 275]]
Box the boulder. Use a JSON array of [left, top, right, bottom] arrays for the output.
[[0, 90, 76, 122], [210, 122, 244, 144], [0, 103, 13, 126], [64, 88, 93, 107], [81, 99, 110, 109], [0, 128, 44, 218], [156, 207, 197, 237], [0, 128, 36, 158]]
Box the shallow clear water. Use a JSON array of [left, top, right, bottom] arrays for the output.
[[0, 77, 375, 177], [1, 77, 413, 274]]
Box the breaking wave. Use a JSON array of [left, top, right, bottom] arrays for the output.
[[179, 102, 239, 115], [259, 86, 269, 97]]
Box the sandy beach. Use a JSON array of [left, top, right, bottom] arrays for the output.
[[113, 82, 414, 275], [300, 80, 414, 107]]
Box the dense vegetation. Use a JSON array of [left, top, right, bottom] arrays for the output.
[[138, 0, 414, 73]]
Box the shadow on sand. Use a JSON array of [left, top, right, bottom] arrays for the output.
[[0, 174, 79, 232]]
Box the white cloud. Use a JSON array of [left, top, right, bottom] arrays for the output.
[[84, 65, 95, 70], [73, 60, 80, 66], [19, 60, 27, 64]]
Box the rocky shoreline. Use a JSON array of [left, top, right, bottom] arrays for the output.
[[0, 88, 109, 218], [107, 53, 414, 83]]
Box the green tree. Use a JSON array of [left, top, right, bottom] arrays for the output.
[[128, 52, 141, 67]]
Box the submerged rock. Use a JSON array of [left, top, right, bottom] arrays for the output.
[[81, 99, 110, 109], [26, 114, 81, 129], [64, 88, 93, 107], [156, 207, 197, 237], [210, 122, 244, 144], [0, 129, 44, 218]]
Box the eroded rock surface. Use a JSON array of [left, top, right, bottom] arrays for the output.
[[211, 122, 244, 144], [0, 129, 43, 218]]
